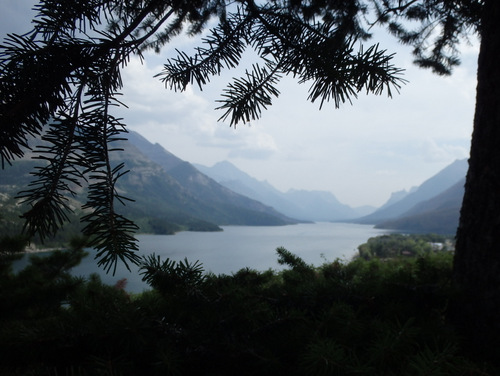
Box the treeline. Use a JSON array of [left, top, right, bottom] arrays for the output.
[[0, 208, 85, 250], [357, 233, 454, 260], [0, 205, 220, 252], [0, 244, 497, 375]]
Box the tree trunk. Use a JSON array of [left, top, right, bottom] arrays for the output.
[[452, 0, 500, 359]]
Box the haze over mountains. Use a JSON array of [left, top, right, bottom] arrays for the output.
[[376, 177, 465, 234], [196, 156, 467, 234], [0, 130, 467, 238], [356, 159, 467, 223], [355, 159, 467, 234], [194, 161, 375, 221]]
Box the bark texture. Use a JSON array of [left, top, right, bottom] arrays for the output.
[[453, 0, 500, 358]]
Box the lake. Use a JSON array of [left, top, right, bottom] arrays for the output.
[[19, 222, 391, 293]]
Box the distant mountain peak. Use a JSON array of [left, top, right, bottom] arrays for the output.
[[213, 160, 237, 168], [126, 130, 184, 172], [355, 158, 468, 229], [197, 161, 366, 222], [380, 189, 410, 210]]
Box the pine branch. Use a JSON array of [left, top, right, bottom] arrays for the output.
[[305, 42, 405, 108], [17, 84, 86, 242], [77, 66, 140, 274], [158, 8, 251, 91], [371, 0, 482, 75], [216, 62, 281, 125]]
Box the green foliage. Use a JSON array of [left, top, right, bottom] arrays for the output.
[[0, 234, 28, 276], [139, 254, 205, 295], [3, 246, 497, 375], [0, 249, 85, 324], [276, 246, 313, 271], [0, 233, 30, 255], [373, 0, 481, 75], [68, 235, 90, 252], [300, 338, 347, 376], [357, 233, 454, 260]]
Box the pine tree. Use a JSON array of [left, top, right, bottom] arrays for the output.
[[370, 0, 499, 356]]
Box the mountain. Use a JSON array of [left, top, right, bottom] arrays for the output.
[[109, 139, 223, 233], [375, 188, 412, 212], [351, 205, 377, 217], [194, 161, 311, 220], [282, 189, 367, 221], [395, 177, 465, 219], [375, 178, 465, 234], [195, 161, 373, 221], [356, 159, 468, 224], [0, 132, 299, 242], [125, 130, 184, 171], [3, 130, 465, 238], [122, 132, 297, 227]]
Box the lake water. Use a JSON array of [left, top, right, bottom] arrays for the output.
[[18, 222, 391, 293]]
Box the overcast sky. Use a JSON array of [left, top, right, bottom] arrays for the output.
[[1, 1, 479, 207]]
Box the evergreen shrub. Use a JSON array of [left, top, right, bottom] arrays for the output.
[[0, 244, 496, 375]]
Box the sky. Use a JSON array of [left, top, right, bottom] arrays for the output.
[[1, 1, 479, 208]]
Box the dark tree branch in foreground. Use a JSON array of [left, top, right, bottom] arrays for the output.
[[1, 0, 407, 272]]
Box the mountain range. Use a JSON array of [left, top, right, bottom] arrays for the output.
[[196, 158, 467, 234], [0, 130, 468, 238], [355, 159, 468, 234], [194, 161, 375, 221], [375, 178, 465, 234], [0, 131, 299, 240]]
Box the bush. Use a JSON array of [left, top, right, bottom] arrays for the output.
[[0, 247, 496, 375], [357, 233, 454, 260]]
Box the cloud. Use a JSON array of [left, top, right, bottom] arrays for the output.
[[121, 54, 280, 162], [120, 57, 212, 125], [227, 129, 278, 160], [421, 138, 469, 163], [0, 1, 36, 37]]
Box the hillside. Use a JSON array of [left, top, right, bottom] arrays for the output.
[[1, 131, 467, 239], [356, 159, 467, 225], [376, 178, 465, 234], [125, 132, 297, 226], [0, 132, 298, 243]]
